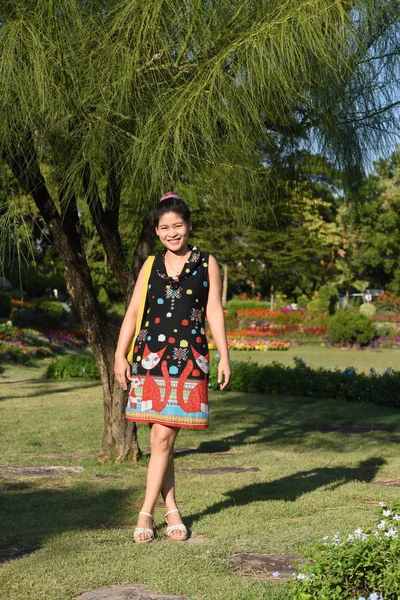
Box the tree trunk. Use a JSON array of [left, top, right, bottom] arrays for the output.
[[5, 145, 141, 463], [222, 263, 228, 307], [270, 284, 275, 310]]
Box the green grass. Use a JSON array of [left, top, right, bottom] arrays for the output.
[[227, 344, 400, 373], [1, 356, 400, 600]]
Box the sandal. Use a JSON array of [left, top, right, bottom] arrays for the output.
[[134, 511, 155, 544], [165, 509, 188, 541]]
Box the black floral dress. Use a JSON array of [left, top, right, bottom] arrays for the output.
[[125, 246, 210, 429]]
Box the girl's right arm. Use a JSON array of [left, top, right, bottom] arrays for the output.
[[114, 262, 148, 390]]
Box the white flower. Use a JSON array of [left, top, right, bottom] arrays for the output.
[[296, 573, 306, 580], [368, 593, 383, 600], [272, 571, 280, 578], [382, 509, 391, 517], [377, 520, 386, 530], [379, 502, 387, 508], [393, 514, 400, 521], [354, 528, 363, 539], [348, 534, 355, 543], [373, 530, 381, 539], [357, 596, 367, 600], [384, 527, 398, 538], [307, 574, 315, 581], [361, 533, 369, 541]]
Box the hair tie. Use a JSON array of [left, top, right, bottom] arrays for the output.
[[159, 192, 181, 202]]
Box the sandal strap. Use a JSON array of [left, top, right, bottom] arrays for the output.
[[165, 509, 180, 517], [139, 511, 154, 519], [167, 524, 187, 535], [134, 527, 154, 539]]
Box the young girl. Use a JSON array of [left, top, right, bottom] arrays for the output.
[[114, 192, 231, 543]]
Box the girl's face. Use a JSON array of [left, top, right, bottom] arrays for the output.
[[155, 211, 192, 253]]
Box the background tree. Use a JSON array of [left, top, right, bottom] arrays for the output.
[[1, 1, 400, 460]]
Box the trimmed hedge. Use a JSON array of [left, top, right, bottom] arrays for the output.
[[46, 354, 99, 379], [209, 357, 400, 409]]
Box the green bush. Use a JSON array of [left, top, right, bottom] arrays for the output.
[[0, 292, 12, 318], [34, 300, 68, 327], [308, 284, 338, 315], [289, 501, 400, 600], [360, 302, 376, 317], [209, 357, 400, 409], [46, 354, 100, 379], [327, 310, 376, 345]]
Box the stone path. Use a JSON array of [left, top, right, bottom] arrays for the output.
[[77, 584, 188, 599], [230, 553, 302, 580], [0, 465, 84, 476], [371, 478, 400, 487]]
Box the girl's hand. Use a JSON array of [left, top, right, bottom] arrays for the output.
[[218, 358, 231, 390], [114, 356, 132, 391]]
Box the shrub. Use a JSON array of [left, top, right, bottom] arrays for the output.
[[0, 292, 12, 318], [209, 357, 400, 409], [34, 300, 68, 327], [46, 354, 99, 379], [327, 310, 376, 345], [360, 303, 376, 317], [289, 502, 400, 600], [308, 284, 338, 315]]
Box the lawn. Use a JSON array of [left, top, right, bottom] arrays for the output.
[[228, 344, 400, 373], [1, 357, 400, 600]]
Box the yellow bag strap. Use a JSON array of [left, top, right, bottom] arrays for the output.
[[126, 255, 155, 364]]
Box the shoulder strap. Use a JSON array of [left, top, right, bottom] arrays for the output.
[[126, 256, 155, 365]]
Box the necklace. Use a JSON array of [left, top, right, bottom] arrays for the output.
[[165, 250, 190, 277]]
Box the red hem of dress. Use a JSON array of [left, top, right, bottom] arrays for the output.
[[126, 415, 208, 429]]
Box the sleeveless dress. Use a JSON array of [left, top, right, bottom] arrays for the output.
[[125, 246, 210, 429]]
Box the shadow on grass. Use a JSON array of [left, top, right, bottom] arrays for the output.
[[0, 484, 136, 551], [185, 456, 386, 528], [175, 392, 399, 457]]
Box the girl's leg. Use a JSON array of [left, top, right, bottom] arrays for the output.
[[135, 423, 179, 541], [161, 451, 187, 539]]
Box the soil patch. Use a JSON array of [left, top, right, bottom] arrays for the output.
[[177, 466, 260, 475], [231, 553, 302, 580], [77, 584, 188, 599]]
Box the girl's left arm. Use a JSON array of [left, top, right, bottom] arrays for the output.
[[206, 254, 231, 390]]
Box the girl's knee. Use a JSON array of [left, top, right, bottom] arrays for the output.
[[151, 425, 177, 453]]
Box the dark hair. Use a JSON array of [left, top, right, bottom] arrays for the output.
[[152, 196, 191, 228]]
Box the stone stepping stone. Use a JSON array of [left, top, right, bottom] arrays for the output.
[[312, 425, 395, 434], [0, 465, 84, 476], [174, 446, 233, 456], [178, 466, 260, 475], [0, 547, 39, 565], [78, 584, 188, 599], [371, 478, 400, 487], [230, 553, 302, 580]]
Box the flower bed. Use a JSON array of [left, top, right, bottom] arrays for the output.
[[289, 502, 400, 600], [209, 338, 290, 351]]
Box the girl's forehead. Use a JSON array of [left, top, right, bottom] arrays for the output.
[[157, 211, 185, 226]]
